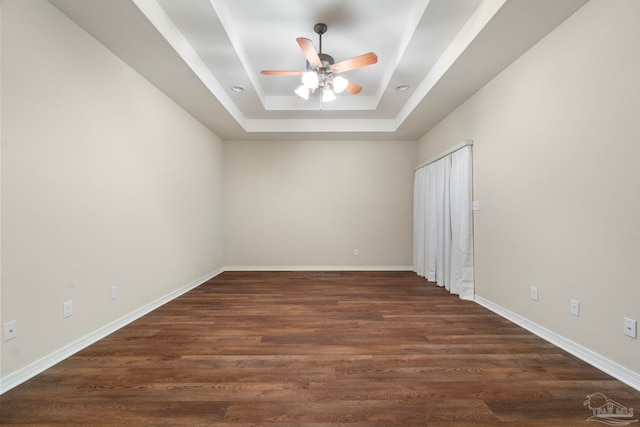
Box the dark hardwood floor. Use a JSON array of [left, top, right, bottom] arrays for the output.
[[1, 271, 639, 425]]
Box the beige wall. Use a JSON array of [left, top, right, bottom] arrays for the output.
[[223, 139, 415, 268], [4, 0, 638, 392], [1, 0, 224, 377], [418, 0, 640, 374]]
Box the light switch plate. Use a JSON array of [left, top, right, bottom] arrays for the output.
[[530, 286, 538, 301], [63, 300, 73, 318]]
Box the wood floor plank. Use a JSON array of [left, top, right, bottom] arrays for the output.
[[1, 271, 639, 425]]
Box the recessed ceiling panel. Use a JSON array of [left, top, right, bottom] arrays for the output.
[[48, 0, 590, 139]]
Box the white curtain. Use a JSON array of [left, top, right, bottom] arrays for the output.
[[413, 145, 474, 300]]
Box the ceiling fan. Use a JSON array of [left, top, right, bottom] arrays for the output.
[[261, 23, 378, 102]]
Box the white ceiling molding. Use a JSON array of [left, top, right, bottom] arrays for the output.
[[48, 0, 590, 140], [131, 0, 247, 128], [397, 0, 507, 126]]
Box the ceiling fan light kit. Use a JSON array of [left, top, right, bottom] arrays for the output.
[[261, 23, 377, 103]]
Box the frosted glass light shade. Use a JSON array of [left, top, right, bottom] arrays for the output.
[[301, 71, 319, 89], [333, 76, 348, 93], [295, 85, 310, 100], [322, 88, 336, 102]]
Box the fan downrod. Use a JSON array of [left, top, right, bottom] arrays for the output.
[[314, 23, 328, 54]]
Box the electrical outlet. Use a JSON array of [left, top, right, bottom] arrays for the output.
[[4, 320, 17, 341], [624, 317, 637, 339], [530, 286, 538, 301], [63, 300, 73, 318], [570, 300, 580, 317], [354, 249, 359, 256], [111, 286, 118, 300]]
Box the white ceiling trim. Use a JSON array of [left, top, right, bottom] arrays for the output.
[[208, 0, 267, 104], [244, 118, 398, 133], [226, 0, 431, 114], [133, 0, 397, 133], [244, 0, 509, 134], [259, 0, 435, 113], [132, 0, 493, 135], [262, 95, 378, 112], [131, 0, 248, 129], [397, 0, 507, 125], [375, 0, 432, 102], [46, 0, 588, 140], [264, 96, 379, 112]]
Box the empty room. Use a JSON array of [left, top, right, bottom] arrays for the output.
[[1, 0, 639, 425]]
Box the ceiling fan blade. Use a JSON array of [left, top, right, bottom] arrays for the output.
[[261, 70, 303, 75], [296, 37, 322, 68], [345, 81, 362, 95], [331, 52, 378, 74]]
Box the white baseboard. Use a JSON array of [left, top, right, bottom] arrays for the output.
[[1, 266, 413, 394], [13, 270, 634, 396], [0, 268, 224, 395], [474, 295, 640, 392], [223, 265, 414, 272]]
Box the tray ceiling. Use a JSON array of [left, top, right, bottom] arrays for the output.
[[48, 0, 588, 140]]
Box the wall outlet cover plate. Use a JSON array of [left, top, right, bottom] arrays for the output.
[[4, 321, 17, 341], [624, 317, 637, 339], [570, 300, 580, 317]]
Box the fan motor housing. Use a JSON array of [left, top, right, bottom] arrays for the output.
[[319, 53, 334, 68], [306, 53, 334, 72]]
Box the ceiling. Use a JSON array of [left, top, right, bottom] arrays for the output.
[[47, 0, 588, 141]]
